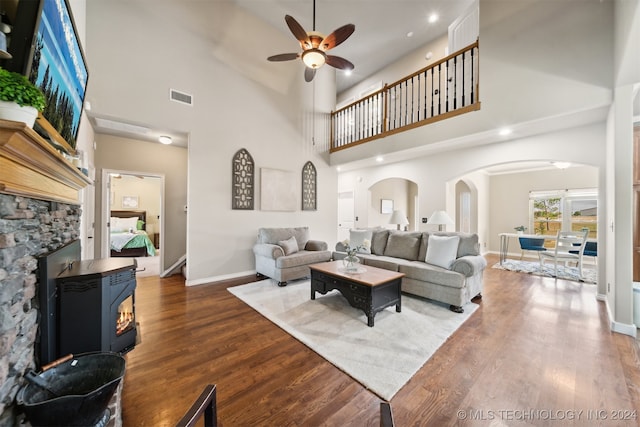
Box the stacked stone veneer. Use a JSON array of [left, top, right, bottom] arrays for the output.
[[0, 194, 81, 426]]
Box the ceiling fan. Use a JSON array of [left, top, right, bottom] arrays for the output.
[[267, 0, 355, 82]]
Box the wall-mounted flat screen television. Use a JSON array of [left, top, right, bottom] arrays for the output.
[[3, 0, 88, 151]]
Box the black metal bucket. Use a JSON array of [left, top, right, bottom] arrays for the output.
[[17, 352, 126, 427]]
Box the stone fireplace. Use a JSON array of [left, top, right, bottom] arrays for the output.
[[0, 194, 81, 425]]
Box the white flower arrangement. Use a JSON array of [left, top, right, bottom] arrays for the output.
[[342, 238, 371, 259]]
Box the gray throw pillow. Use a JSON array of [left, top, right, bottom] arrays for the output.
[[278, 236, 299, 255]]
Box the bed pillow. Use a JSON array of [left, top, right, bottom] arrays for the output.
[[120, 217, 139, 232], [425, 235, 460, 269], [110, 217, 123, 232], [111, 217, 139, 233], [278, 236, 299, 255], [137, 219, 145, 230]]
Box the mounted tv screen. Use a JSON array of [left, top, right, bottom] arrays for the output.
[[5, 0, 88, 151]]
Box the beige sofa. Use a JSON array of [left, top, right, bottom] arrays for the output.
[[334, 229, 486, 312], [253, 227, 332, 286]]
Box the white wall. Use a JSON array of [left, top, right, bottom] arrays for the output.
[[338, 122, 606, 260], [85, 1, 338, 284], [331, 0, 613, 167], [93, 134, 187, 269]]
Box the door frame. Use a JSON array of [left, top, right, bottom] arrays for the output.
[[101, 168, 165, 272]]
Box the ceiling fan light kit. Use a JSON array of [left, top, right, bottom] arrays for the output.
[[302, 49, 326, 69], [267, 0, 355, 82]]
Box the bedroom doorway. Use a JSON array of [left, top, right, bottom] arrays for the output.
[[102, 169, 165, 276]]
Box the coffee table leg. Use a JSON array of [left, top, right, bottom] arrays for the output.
[[367, 314, 374, 327]]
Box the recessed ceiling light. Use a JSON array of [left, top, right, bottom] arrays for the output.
[[499, 128, 512, 136], [428, 14, 439, 24], [406, 31, 414, 38], [158, 136, 172, 145], [344, 70, 352, 76], [552, 161, 571, 169], [376, 156, 384, 162]]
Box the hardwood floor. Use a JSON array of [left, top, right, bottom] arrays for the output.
[[122, 254, 640, 426]]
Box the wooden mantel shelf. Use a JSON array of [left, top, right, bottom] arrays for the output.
[[0, 119, 92, 205]]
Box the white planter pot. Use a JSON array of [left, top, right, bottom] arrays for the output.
[[0, 100, 38, 128]]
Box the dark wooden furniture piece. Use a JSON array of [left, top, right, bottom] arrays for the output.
[[110, 210, 148, 257], [175, 384, 217, 427], [309, 261, 404, 327], [380, 401, 395, 427]]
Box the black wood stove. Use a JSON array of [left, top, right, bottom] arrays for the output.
[[56, 258, 138, 358]]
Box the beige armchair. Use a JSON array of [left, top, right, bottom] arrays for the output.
[[253, 227, 331, 286]]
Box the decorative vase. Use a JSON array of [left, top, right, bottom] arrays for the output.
[[0, 100, 38, 128], [343, 255, 360, 272]]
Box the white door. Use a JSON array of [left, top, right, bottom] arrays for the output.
[[337, 191, 355, 241]]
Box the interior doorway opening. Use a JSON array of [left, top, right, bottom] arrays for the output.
[[102, 169, 165, 276]]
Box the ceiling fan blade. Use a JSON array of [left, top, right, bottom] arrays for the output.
[[304, 67, 316, 82], [320, 24, 355, 51], [285, 15, 311, 49], [267, 53, 299, 62], [326, 55, 354, 71]]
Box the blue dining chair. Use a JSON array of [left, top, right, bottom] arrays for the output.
[[518, 237, 547, 260], [571, 240, 597, 264]]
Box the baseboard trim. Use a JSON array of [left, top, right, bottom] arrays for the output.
[[186, 269, 257, 287], [604, 298, 638, 338]]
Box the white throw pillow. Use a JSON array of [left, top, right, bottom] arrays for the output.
[[278, 236, 299, 255], [349, 229, 372, 254], [425, 235, 460, 269]]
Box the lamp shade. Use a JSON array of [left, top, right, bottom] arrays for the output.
[[389, 210, 409, 226], [428, 210, 454, 226]]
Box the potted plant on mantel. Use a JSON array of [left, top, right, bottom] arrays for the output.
[[0, 67, 46, 128]]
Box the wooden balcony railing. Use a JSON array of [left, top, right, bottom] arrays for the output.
[[331, 40, 480, 152]]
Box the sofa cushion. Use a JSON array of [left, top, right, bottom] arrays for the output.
[[399, 262, 466, 289], [425, 235, 460, 269], [383, 231, 422, 261], [278, 236, 299, 255], [348, 229, 372, 254], [275, 250, 331, 269], [371, 229, 390, 255], [361, 255, 402, 271]]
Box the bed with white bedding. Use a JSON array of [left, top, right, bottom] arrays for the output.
[[110, 210, 156, 257]]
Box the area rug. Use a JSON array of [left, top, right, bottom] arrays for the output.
[[228, 279, 478, 400], [492, 259, 597, 284]]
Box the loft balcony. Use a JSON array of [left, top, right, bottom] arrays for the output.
[[330, 40, 480, 153]]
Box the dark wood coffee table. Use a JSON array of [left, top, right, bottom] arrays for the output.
[[309, 261, 404, 327]]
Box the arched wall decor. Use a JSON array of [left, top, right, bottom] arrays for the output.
[[231, 148, 255, 210], [302, 161, 317, 211]]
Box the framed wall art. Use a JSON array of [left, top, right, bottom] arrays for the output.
[[381, 199, 393, 214]]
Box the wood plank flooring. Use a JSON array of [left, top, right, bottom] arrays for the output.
[[122, 254, 640, 426]]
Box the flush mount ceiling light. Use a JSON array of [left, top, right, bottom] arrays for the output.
[[428, 13, 439, 24], [376, 156, 384, 162], [552, 161, 571, 169], [158, 136, 172, 145], [499, 128, 512, 136]]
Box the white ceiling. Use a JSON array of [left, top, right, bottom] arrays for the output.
[[234, 0, 475, 93], [90, 0, 474, 145]]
